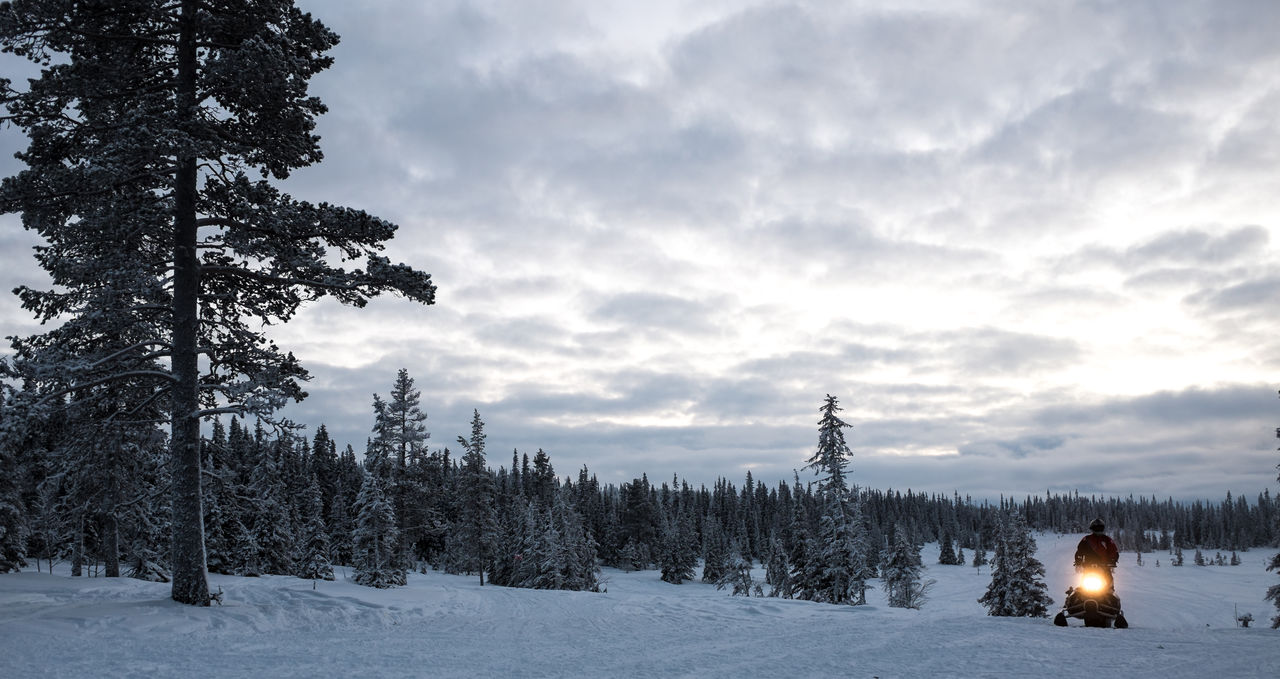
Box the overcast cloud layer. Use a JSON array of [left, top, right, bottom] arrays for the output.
[[3, 0, 1279, 500]]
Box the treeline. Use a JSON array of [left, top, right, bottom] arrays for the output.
[[0, 374, 1276, 594]]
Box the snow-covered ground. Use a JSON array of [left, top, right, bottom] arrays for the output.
[[2, 535, 1277, 678]]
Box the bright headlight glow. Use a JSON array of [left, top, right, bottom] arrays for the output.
[[1081, 573, 1106, 593]]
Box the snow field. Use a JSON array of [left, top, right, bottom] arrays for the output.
[[1, 535, 1276, 678]]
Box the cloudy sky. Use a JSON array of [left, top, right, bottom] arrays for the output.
[[3, 0, 1279, 500]]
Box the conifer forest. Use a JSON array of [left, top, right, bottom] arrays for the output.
[[2, 370, 1276, 619]]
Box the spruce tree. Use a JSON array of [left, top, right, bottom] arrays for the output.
[[456, 410, 495, 585], [232, 519, 262, 577], [659, 512, 697, 585], [806, 395, 854, 496], [701, 519, 732, 585], [202, 421, 237, 575], [295, 474, 334, 581], [938, 529, 958, 565], [717, 539, 759, 596], [351, 471, 405, 588], [764, 536, 792, 597], [882, 526, 927, 608], [555, 488, 599, 592], [979, 512, 1052, 617], [0, 0, 436, 605], [800, 395, 871, 605], [972, 538, 988, 571], [384, 369, 429, 469], [246, 443, 293, 575]]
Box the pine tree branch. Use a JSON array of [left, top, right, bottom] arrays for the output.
[[195, 406, 248, 418], [200, 264, 364, 293], [84, 340, 172, 371], [33, 370, 178, 407]]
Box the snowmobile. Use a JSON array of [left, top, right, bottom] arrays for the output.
[[1053, 566, 1128, 628]]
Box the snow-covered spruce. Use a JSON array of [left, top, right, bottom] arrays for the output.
[[793, 395, 874, 605], [351, 471, 406, 589], [978, 512, 1053, 617], [883, 526, 930, 609]]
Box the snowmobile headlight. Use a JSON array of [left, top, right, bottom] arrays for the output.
[[1080, 573, 1106, 593]]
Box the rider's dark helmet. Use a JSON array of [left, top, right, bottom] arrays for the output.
[[1089, 518, 1105, 533]]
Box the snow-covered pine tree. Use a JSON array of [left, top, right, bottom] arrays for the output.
[[232, 519, 262, 577], [496, 502, 537, 587], [327, 478, 355, 568], [529, 506, 566, 590], [800, 395, 872, 605], [978, 512, 1052, 617], [351, 471, 405, 588], [531, 449, 557, 508], [456, 410, 496, 585], [366, 395, 395, 480], [399, 448, 443, 570], [786, 475, 815, 599], [383, 369, 429, 470], [717, 539, 760, 596], [978, 520, 1009, 613], [618, 475, 658, 569], [202, 421, 237, 575], [765, 535, 792, 597], [659, 511, 698, 585], [701, 519, 732, 584], [618, 539, 644, 572], [555, 488, 600, 592], [972, 536, 988, 571], [813, 491, 873, 604], [376, 370, 431, 568], [807, 395, 853, 497], [938, 529, 958, 565], [295, 474, 334, 581], [0, 0, 436, 606], [245, 442, 293, 575], [882, 526, 928, 608]]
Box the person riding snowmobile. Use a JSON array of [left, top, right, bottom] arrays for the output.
[[1055, 518, 1127, 628], [1075, 518, 1119, 576]]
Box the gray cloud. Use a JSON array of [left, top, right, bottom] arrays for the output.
[[958, 435, 1070, 460], [943, 327, 1082, 377], [589, 292, 725, 337], [1185, 274, 1280, 315]]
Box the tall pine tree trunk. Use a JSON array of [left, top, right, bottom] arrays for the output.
[[169, 0, 210, 606], [103, 464, 120, 578], [71, 515, 84, 577]]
